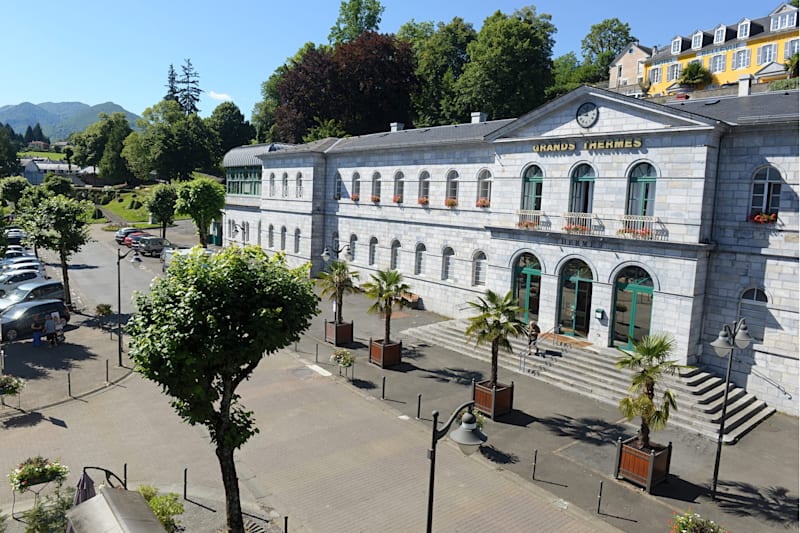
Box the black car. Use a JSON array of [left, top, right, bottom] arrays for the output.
[[1, 299, 70, 341]]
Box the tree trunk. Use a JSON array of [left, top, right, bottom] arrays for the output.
[[60, 248, 72, 307], [335, 288, 343, 324], [216, 442, 244, 533], [490, 340, 499, 387], [638, 419, 650, 449], [161, 221, 167, 240], [384, 305, 392, 344]]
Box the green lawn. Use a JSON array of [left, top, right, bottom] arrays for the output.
[[19, 151, 66, 160], [99, 186, 189, 225]]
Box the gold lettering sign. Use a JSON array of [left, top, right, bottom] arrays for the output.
[[532, 138, 643, 152]]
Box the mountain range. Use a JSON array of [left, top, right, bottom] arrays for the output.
[[0, 101, 140, 142]]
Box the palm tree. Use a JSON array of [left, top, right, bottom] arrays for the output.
[[616, 333, 685, 450], [318, 260, 359, 324], [362, 269, 410, 345], [785, 52, 799, 79], [465, 290, 526, 387], [679, 62, 712, 89]]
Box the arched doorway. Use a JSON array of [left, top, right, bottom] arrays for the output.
[[558, 259, 593, 337], [513, 253, 541, 323], [612, 266, 653, 348]]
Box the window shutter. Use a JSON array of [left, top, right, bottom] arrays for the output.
[[745, 49, 751, 67], [757, 46, 764, 65]]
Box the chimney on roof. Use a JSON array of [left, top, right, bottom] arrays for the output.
[[390, 122, 404, 132], [738, 74, 753, 97], [651, 45, 657, 56], [471, 112, 487, 124]]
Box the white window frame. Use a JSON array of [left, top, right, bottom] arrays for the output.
[[671, 38, 682, 54], [472, 252, 487, 286], [371, 172, 381, 202], [648, 66, 662, 83], [757, 44, 777, 65], [446, 170, 459, 204], [414, 243, 426, 276], [667, 63, 682, 82], [710, 54, 726, 73], [476, 170, 492, 206], [368, 237, 378, 266], [295, 173, 303, 198], [771, 11, 797, 31], [281, 173, 288, 197], [732, 49, 751, 70], [418, 171, 430, 203], [393, 171, 404, 203], [750, 166, 782, 217], [714, 26, 726, 44], [441, 247, 454, 281], [786, 39, 800, 59], [737, 21, 750, 39], [390, 240, 400, 270], [691, 32, 703, 50], [352, 173, 361, 199]]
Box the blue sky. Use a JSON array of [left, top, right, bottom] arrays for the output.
[[1, 0, 774, 121]]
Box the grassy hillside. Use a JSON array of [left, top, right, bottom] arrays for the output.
[[18, 151, 66, 160]]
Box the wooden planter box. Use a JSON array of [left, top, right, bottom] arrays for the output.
[[472, 379, 514, 419], [369, 338, 402, 368], [614, 436, 672, 493], [325, 320, 353, 346]]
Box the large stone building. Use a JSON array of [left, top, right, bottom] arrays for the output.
[[643, 2, 798, 96], [223, 84, 799, 416]]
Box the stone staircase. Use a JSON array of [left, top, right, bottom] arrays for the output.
[[400, 319, 775, 444]]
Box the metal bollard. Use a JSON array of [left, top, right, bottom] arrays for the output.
[[106, 359, 109, 383], [183, 468, 188, 500], [596, 481, 603, 514], [284, 516, 288, 532], [68, 372, 72, 397], [381, 376, 386, 400], [416, 394, 422, 419], [315, 344, 319, 363], [123, 463, 128, 489], [532, 449, 538, 480]]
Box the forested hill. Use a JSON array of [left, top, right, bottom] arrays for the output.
[[0, 101, 140, 141]]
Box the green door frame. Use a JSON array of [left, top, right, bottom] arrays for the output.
[[517, 265, 541, 323], [613, 280, 654, 348], [558, 272, 593, 337]]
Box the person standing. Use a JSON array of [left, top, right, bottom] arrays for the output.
[[44, 314, 56, 347], [31, 314, 44, 346], [528, 320, 541, 357]]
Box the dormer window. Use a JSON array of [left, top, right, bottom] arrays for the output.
[[671, 37, 682, 54], [771, 10, 798, 31], [714, 25, 726, 44], [738, 20, 750, 39], [691, 31, 703, 49]]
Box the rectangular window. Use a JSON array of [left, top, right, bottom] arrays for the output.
[[648, 67, 662, 83], [785, 39, 799, 59], [757, 44, 777, 65], [637, 60, 644, 76], [733, 49, 751, 69], [714, 27, 726, 44], [667, 63, 682, 81], [737, 22, 749, 39], [710, 54, 726, 73], [692, 33, 703, 49], [671, 38, 682, 54], [617, 65, 622, 78], [772, 11, 797, 31]]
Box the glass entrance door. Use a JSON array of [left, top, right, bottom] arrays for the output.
[[514, 253, 541, 323], [612, 266, 654, 348], [558, 259, 593, 337]]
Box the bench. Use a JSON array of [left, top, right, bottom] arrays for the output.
[[400, 291, 420, 309]]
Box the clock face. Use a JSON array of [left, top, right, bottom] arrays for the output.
[[576, 102, 598, 128]]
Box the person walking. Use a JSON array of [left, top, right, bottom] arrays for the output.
[[31, 314, 44, 347], [528, 320, 541, 357], [44, 314, 56, 347]]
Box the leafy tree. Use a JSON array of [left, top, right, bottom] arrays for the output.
[[616, 334, 683, 449], [580, 18, 635, 80], [328, 0, 384, 44], [165, 64, 179, 103], [318, 259, 359, 324], [43, 174, 75, 197], [178, 58, 202, 115], [127, 246, 318, 533], [205, 102, 255, 165], [146, 183, 178, 239], [454, 7, 556, 120], [546, 52, 585, 99], [465, 290, 525, 387], [71, 113, 133, 179], [785, 52, 799, 78], [16, 195, 91, 308], [362, 269, 411, 345], [0, 129, 19, 178], [302, 117, 347, 143], [175, 177, 225, 247], [63, 147, 74, 172], [0, 176, 31, 210], [680, 62, 712, 88]]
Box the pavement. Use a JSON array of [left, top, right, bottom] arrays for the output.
[[0, 226, 796, 532]]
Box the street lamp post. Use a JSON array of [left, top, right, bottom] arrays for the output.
[[426, 400, 488, 533], [117, 247, 142, 367], [320, 244, 353, 263], [709, 317, 752, 501]]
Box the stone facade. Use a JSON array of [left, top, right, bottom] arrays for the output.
[[223, 86, 799, 415]]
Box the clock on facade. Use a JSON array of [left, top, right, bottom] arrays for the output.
[[576, 102, 599, 128]]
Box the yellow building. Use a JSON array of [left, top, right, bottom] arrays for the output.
[[643, 2, 798, 95]]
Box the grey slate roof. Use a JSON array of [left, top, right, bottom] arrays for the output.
[[222, 143, 293, 167], [326, 120, 515, 153], [664, 90, 799, 125]]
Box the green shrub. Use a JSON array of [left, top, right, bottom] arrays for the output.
[[769, 78, 799, 91], [22, 482, 74, 533], [137, 485, 184, 532], [669, 509, 726, 533]]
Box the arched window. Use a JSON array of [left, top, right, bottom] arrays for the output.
[[570, 164, 595, 213], [294, 229, 301, 254], [472, 251, 487, 286], [334, 173, 343, 200], [369, 237, 378, 265], [414, 243, 426, 275], [281, 173, 289, 197], [371, 172, 382, 202], [742, 288, 768, 302], [269, 173, 276, 196], [390, 240, 401, 270], [352, 172, 361, 201], [740, 288, 768, 342], [349, 234, 358, 262], [393, 172, 405, 204], [295, 173, 303, 198], [750, 166, 782, 221], [268, 224, 274, 248], [280, 226, 287, 250], [445, 170, 459, 207], [418, 171, 430, 206], [441, 247, 454, 280], [476, 170, 492, 207], [627, 162, 657, 216]]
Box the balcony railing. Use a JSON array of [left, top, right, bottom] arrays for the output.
[[561, 212, 597, 235], [617, 215, 656, 240], [517, 210, 545, 230]]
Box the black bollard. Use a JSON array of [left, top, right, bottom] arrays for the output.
[[315, 344, 319, 363], [284, 515, 288, 532], [532, 449, 538, 480], [67, 372, 72, 397], [106, 359, 109, 383], [183, 468, 188, 500], [416, 393, 422, 419], [596, 481, 603, 514], [381, 376, 386, 400]]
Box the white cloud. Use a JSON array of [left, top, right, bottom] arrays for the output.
[[208, 91, 232, 101]]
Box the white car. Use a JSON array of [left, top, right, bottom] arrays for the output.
[[2, 262, 45, 277], [0, 255, 39, 268], [0, 270, 44, 297]]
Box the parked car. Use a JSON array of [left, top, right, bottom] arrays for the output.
[[127, 232, 153, 249], [3, 250, 29, 259], [2, 263, 46, 277], [115, 227, 141, 244], [0, 299, 70, 341], [4, 245, 26, 254], [123, 232, 149, 248], [0, 270, 44, 296], [0, 255, 38, 268], [135, 236, 171, 257], [0, 280, 66, 313], [4, 227, 26, 245]]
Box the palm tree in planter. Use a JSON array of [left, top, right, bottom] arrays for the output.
[[318, 260, 359, 345], [613, 333, 686, 493], [362, 269, 411, 368], [465, 290, 526, 418]]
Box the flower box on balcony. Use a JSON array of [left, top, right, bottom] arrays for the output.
[[445, 198, 458, 208], [476, 197, 490, 208], [749, 212, 777, 224], [371, 195, 381, 203], [393, 194, 403, 204], [517, 221, 539, 230], [418, 196, 429, 206], [616, 227, 652, 238], [563, 224, 591, 234], [351, 194, 360, 202]]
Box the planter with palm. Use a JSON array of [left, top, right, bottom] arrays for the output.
[[318, 260, 359, 346], [362, 269, 411, 368], [465, 290, 525, 418], [613, 333, 685, 492]]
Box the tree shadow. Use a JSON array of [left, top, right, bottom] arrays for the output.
[[648, 475, 707, 503], [495, 409, 538, 428], [3, 336, 98, 377], [2, 411, 44, 428], [479, 444, 519, 465], [421, 367, 484, 386], [536, 414, 626, 446], [350, 378, 376, 390], [67, 264, 99, 270], [715, 480, 799, 526]]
